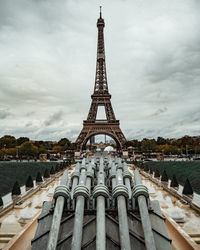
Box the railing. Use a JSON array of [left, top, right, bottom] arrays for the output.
[[83, 120, 119, 124]]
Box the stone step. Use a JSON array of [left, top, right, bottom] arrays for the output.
[[188, 234, 200, 244], [0, 233, 15, 237], [14, 200, 32, 209], [192, 238, 200, 244], [189, 233, 200, 238], [0, 237, 12, 243]]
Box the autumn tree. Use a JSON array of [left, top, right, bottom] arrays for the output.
[[141, 139, 156, 153], [156, 137, 166, 145], [52, 145, 62, 153], [18, 142, 38, 157], [58, 138, 71, 150], [0, 135, 16, 148], [16, 137, 29, 146]]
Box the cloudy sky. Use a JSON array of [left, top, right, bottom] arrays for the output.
[[0, 0, 200, 141]]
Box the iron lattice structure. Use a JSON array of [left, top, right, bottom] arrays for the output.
[[76, 10, 126, 150]]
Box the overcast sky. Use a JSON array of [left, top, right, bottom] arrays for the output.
[[0, 0, 200, 141]]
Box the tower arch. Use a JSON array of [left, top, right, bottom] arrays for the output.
[[81, 131, 121, 150]]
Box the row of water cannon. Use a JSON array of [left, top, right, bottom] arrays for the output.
[[46, 156, 157, 250]]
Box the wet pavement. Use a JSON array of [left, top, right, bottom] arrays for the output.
[[128, 166, 200, 239], [142, 178, 200, 234], [0, 176, 61, 249]]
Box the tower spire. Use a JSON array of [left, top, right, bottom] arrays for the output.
[[94, 6, 108, 95], [100, 6, 102, 18]]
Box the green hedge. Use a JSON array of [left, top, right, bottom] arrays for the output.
[[0, 162, 58, 197], [145, 161, 200, 194]]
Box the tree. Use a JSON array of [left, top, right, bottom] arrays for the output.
[[141, 139, 156, 153], [69, 142, 76, 150], [19, 142, 38, 157], [155, 144, 180, 155], [17, 137, 29, 146], [124, 141, 134, 148], [52, 145, 62, 153], [26, 176, 33, 188], [12, 181, 21, 195], [38, 146, 47, 154], [156, 137, 166, 145], [0, 149, 4, 158], [58, 138, 71, 150], [0, 135, 16, 149], [5, 148, 16, 156]]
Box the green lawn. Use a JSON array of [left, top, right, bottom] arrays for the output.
[[0, 161, 58, 197], [145, 161, 200, 194]]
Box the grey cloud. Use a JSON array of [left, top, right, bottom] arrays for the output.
[[25, 121, 33, 127], [25, 111, 36, 117], [0, 0, 200, 141], [152, 107, 167, 117], [44, 111, 63, 126], [0, 109, 10, 119]]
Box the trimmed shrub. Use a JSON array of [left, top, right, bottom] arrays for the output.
[[144, 165, 149, 172], [140, 163, 144, 169], [170, 175, 178, 188], [44, 169, 50, 178], [55, 165, 60, 172], [12, 181, 21, 195], [145, 161, 200, 194], [161, 170, 168, 182], [149, 167, 153, 174], [0, 161, 58, 197], [50, 166, 55, 175], [154, 169, 160, 178], [26, 175, 33, 188], [0, 196, 3, 207], [36, 172, 43, 182], [183, 178, 193, 195]]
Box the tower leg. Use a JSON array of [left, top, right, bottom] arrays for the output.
[[90, 136, 95, 145]]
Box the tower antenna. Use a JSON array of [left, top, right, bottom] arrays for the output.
[[100, 6, 102, 18]]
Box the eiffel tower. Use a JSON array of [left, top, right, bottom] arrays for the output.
[[76, 8, 126, 150]]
